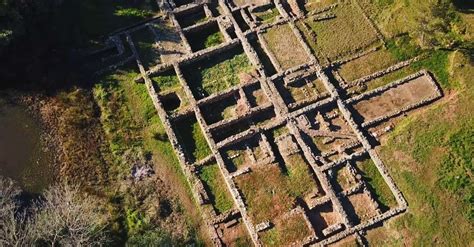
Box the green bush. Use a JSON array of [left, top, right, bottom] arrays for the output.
[[204, 32, 223, 48], [386, 35, 421, 61], [115, 8, 153, 18]]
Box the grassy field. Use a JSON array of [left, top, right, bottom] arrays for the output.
[[260, 212, 312, 246], [183, 49, 253, 98], [235, 152, 316, 223], [92, 66, 209, 244], [262, 24, 310, 70], [365, 50, 473, 245], [174, 116, 212, 163], [338, 49, 398, 82], [354, 157, 397, 210], [299, 1, 380, 61], [198, 163, 234, 214], [58, 0, 160, 48], [345, 47, 452, 97], [131, 28, 160, 69], [253, 6, 280, 24]]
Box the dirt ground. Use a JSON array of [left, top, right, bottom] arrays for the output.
[[353, 75, 439, 122], [347, 192, 378, 222]]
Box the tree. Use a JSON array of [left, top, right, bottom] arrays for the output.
[[0, 178, 108, 246], [31, 184, 108, 246], [0, 178, 34, 246]]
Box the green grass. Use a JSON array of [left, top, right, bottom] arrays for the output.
[[348, 49, 452, 96], [131, 28, 160, 69], [285, 154, 316, 198], [174, 117, 212, 163], [93, 67, 206, 243], [367, 50, 474, 245], [198, 163, 234, 214], [386, 35, 422, 61], [355, 158, 397, 210], [358, 0, 465, 49], [59, 0, 159, 47], [187, 27, 224, 51], [300, 2, 380, 61], [184, 50, 253, 98], [254, 7, 279, 24], [259, 213, 311, 246], [204, 32, 223, 48], [115, 7, 153, 18], [151, 71, 181, 93]]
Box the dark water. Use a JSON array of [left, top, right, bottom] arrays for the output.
[[0, 100, 54, 192]]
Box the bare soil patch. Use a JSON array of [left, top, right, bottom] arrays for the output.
[[353, 75, 439, 123]]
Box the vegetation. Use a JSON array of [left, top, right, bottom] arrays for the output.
[[299, 2, 380, 61], [115, 7, 153, 18], [198, 163, 234, 214], [131, 28, 160, 69], [359, 0, 470, 50], [235, 165, 295, 223], [93, 68, 206, 244], [254, 7, 279, 24], [262, 24, 309, 70], [354, 158, 397, 210], [338, 49, 398, 82], [260, 213, 311, 246], [366, 50, 473, 245], [204, 31, 224, 48], [285, 154, 316, 198], [151, 70, 181, 92], [302, 0, 337, 12], [235, 153, 316, 223], [0, 178, 107, 246], [347, 48, 452, 96], [187, 26, 223, 51], [184, 50, 253, 98], [174, 116, 212, 163], [0, 0, 64, 49]]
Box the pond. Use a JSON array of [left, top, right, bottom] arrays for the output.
[[0, 99, 55, 193]]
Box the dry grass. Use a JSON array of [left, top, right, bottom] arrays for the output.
[[235, 165, 295, 223], [335, 166, 357, 191], [338, 49, 398, 82], [299, 2, 380, 61], [235, 152, 317, 223], [259, 212, 312, 246], [302, 0, 338, 13], [262, 24, 310, 70]]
